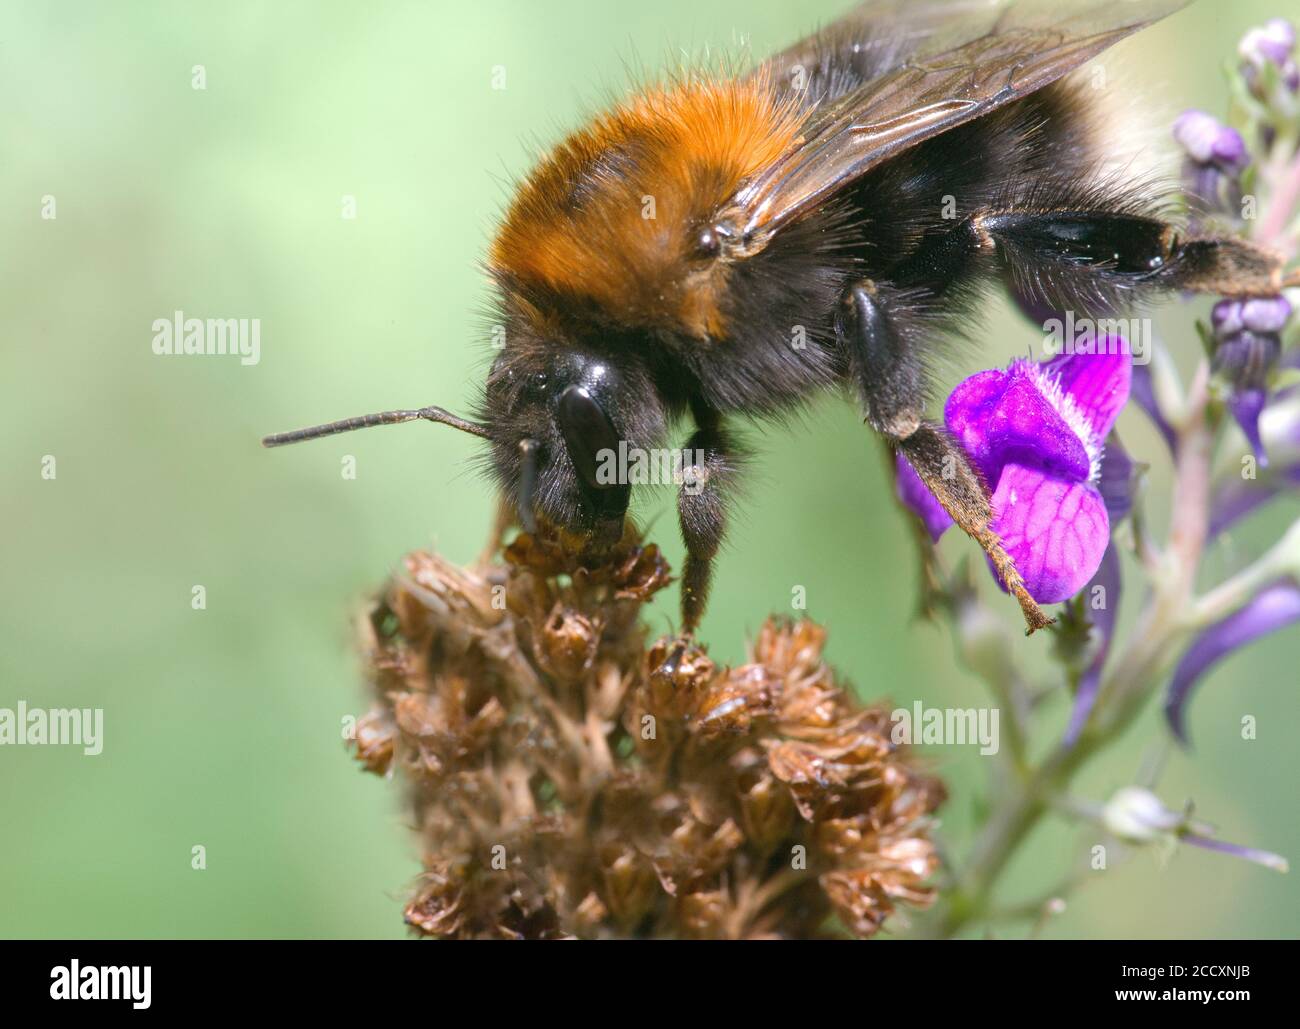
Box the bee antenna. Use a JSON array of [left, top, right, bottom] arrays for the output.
[[516, 438, 540, 534], [261, 406, 491, 447]]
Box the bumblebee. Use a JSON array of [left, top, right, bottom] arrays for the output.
[[266, 0, 1295, 638]]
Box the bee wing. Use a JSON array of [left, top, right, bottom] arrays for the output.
[[726, 0, 1189, 252]]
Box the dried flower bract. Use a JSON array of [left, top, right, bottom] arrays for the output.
[[351, 529, 944, 939]]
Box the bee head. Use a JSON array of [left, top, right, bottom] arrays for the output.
[[481, 344, 667, 548]]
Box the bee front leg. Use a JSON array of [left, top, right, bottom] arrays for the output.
[[652, 416, 744, 679], [838, 279, 1054, 635], [676, 416, 741, 636]]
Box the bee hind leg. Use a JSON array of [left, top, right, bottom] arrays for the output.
[[838, 279, 1054, 635], [969, 204, 1294, 304]]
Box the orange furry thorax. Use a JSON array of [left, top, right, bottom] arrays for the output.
[[489, 74, 803, 342]]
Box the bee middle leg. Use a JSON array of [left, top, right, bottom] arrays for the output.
[[837, 279, 1055, 634]]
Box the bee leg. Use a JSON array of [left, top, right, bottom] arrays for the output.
[[897, 424, 1054, 634], [968, 207, 1295, 301], [676, 416, 739, 636], [676, 418, 738, 634], [653, 417, 740, 677], [839, 280, 1054, 635], [879, 437, 945, 621]]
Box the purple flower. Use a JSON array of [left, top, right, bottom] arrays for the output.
[[1242, 18, 1296, 65], [896, 343, 1132, 604], [1165, 579, 1300, 743], [1173, 110, 1250, 171], [1212, 295, 1292, 467], [895, 449, 956, 543], [1240, 18, 1300, 94], [1173, 111, 1250, 214]]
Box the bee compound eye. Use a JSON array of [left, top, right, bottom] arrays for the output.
[[694, 226, 721, 258], [556, 385, 622, 492]]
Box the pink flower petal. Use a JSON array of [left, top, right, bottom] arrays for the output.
[[946, 365, 1091, 485], [944, 369, 1009, 461], [984, 374, 1092, 482], [1042, 338, 1133, 439], [988, 462, 1111, 604]]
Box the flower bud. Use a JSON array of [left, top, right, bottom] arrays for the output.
[[1212, 297, 1292, 465], [537, 603, 600, 679], [350, 709, 395, 775], [738, 767, 796, 854], [677, 888, 728, 939], [1101, 789, 1289, 873], [1173, 110, 1249, 170], [954, 588, 1015, 684], [1239, 19, 1299, 96], [597, 840, 658, 927], [1102, 786, 1184, 843], [1240, 18, 1295, 66]]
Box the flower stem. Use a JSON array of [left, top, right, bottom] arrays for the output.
[[1255, 142, 1300, 258]]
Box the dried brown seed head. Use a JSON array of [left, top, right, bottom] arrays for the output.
[[351, 529, 945, 939]]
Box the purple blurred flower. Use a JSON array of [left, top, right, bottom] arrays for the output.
[[896, 343, 1132, 604], [1129, 362, 1177, 454], [1165, 579, 1300, 743], [1212, 295, 1292, 467], [1065, 542, 1122, 745], [1211, 463, 1300, 537], [1062, 437, 1139, 743], [897, 466, 952, 545], [1096, 434, 1136, 524], [1241, 17, 1296, 64], [1181, 833, 1291, 873], [1173, 110, 1250, 213], [1103, 787, 1289, 873], [1211, 382, 1300, 536], [895, 453, 955, 543], [1173, 110, 1250, 171], [1240, 18, 1300, 95]]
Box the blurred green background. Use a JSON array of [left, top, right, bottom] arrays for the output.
[[1, 0, 1296, 939]]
